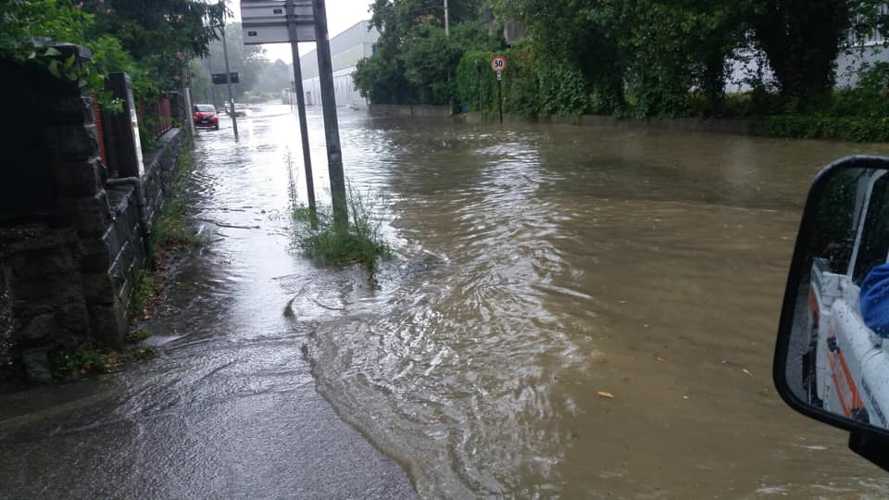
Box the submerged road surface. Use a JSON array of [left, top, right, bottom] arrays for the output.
[[0, 107, 416, 499], [5, 104, 889, 498]]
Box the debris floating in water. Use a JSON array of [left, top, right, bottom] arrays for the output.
[[597, 391, 615, 399]]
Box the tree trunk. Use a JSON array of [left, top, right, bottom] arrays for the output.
[[752, 0, 850, 106]]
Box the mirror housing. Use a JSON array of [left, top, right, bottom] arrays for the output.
[[775, 155, 889, 472]]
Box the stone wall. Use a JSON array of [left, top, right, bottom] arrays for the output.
[[0, 49, 191, 381], [142, 129, 187, 225]]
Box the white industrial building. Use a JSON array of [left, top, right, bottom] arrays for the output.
[[299, 20, 380, 109]]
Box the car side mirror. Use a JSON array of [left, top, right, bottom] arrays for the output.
[[775, 155, 889, 473]]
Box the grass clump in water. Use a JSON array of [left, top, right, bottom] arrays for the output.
[[129, 269, 157, 320], [48, 344, 157, 381], [151, 150, 200, 250], [126, 328, 151, 344], [294, 185, 390, 270]]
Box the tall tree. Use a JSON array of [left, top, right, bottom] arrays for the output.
[[750, 0, 851, 105], [83, 0, 224, 90], [355, 0, 495, 104]]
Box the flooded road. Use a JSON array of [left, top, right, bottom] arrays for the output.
[[309, 108, 889, 497], [4, 104, 889, 498]]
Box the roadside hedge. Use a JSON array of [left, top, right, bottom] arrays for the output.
[[755, 115, 889, 143], [456, 49, 889, 142], [456, 47, 592, 119]]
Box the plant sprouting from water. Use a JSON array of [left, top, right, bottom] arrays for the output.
[[292, 182, 391, 271]]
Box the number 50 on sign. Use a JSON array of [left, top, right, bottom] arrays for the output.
[[491, 55, 507, 80]]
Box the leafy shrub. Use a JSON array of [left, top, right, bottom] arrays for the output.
[[294, 186, 390, 271], [456, 47, 590, 119], [756, 114, 889, 143]]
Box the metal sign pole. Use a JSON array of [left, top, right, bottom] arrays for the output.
[[312, 0, 348, 227], [286, 0, 316, 213], [491, 55, 507, 124], [497, 72, 503, 124], [220, 22, 239, 141]]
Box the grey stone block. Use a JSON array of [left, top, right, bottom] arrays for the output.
[[81, 272, 115, 304], [6, 248, 79, 282], [44, 123, 99, 161], [21, 347, 53, 383], [56, 300, 91, 336], [49, 95, 95, 125], [80, 230, 115, 274], [88, 303, 126, 348], [59, 191, 112, 237], [52, 157, 103, 197], [8, 269, 84, 309], [18, 313, 57, 343]]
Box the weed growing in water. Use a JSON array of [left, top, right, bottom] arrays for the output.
[[293, 184, 390, 271]]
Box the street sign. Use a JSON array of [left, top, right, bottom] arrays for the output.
[[212, 72, 239, 84], [243, 24, 315, 44], [491, 55, 507, 122], [491, 55, 508, 80], [241, 0, 316, 44]]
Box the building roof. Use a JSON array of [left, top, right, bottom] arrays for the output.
[[299, 20, 380, 80]]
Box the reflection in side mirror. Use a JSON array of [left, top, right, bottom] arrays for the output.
[[776, 157, 889, 467]]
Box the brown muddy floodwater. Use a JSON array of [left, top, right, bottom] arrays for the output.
[[310, 108, 889, 498], [5, 105, 889, 499]]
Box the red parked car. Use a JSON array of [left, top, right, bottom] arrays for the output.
[[192, 104, 219, 130]]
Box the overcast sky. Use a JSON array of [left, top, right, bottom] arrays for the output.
[[228, 0, 375, 62]]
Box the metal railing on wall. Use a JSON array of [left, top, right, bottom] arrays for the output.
[[137, 95, 174, 141]]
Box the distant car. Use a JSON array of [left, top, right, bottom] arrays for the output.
[[193, 104, 219, 130], [224, 100, 247, 117]]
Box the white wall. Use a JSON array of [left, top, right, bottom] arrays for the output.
[[302, 66, 367, 109]]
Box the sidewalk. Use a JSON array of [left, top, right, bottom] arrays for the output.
[[0, 117, 415, 499]]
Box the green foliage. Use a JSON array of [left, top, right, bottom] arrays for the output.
[[133, 149, 199, 322], [831, 62, 889, 118], [48, 343, 157, 380], [139, 116, 161, 153], [756, 114, 889, 143], [749, 0, 851, 104], [749, 63, 889, 141], [126, 329, 152, 343], [1, 1, 138, 105], [129, 269, 158, 320], [402, 24, 458, 104], [354, 0, 498, 105], [49, 345, 115, 379], [456, 47, 591, 118], [536, 61, 591, 116], [85, 0, 224, 93], [456, 50, 497, 112], [151, 151, 199, 250], [359, 0, 889, 128], [1, 0, 221, 106], [294, 186, 390, 271]]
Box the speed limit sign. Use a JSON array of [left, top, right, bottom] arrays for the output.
[[491, 55, 507, 80]]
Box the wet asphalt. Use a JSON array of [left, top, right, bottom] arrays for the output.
[[0, 108, 416, 499]]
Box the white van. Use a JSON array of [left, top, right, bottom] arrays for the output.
[[804, 170, 889, 428]]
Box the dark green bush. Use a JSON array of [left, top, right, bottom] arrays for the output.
[[756, 114, 889, 143], [456, 47, 591, 119]]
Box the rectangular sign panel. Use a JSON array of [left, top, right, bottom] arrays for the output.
[[212, 72, 240, 84], [242, 24, 315, 45], [240, 0, 315, 44]]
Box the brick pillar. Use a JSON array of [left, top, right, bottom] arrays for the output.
[[0, 45, 131, 381], [103, 72, 145, 178]]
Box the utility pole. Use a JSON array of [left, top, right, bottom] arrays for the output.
[[313, 0, 348, 227], [444, 0, 453, 114], [287, 0, 316, 213], [220, 21, 239, 141], [205, 56, 217, 107]]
